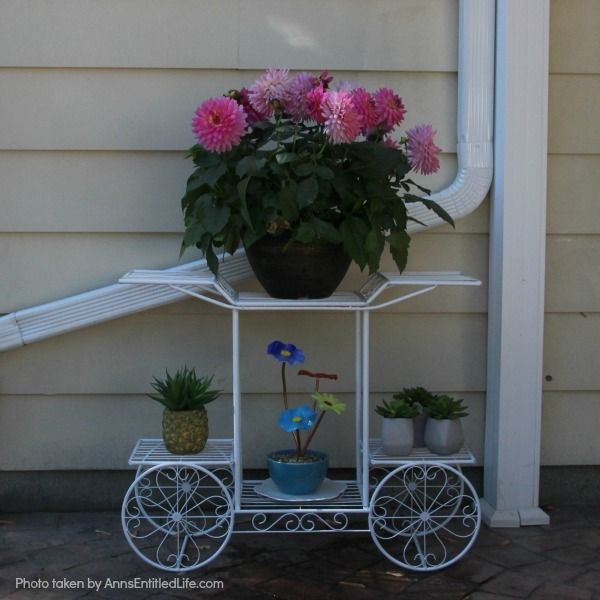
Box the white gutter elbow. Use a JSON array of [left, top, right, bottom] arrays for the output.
[[408, 0, 495, 231]]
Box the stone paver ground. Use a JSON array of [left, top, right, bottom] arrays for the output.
[[0, 505, 599, 599]]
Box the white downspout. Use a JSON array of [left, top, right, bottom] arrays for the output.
[[408, 0, 494, 231]]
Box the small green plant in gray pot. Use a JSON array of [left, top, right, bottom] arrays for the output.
[[394, 386, 437, 447], [148, 366, 221, 454], [424, 395, 469, 455], [375, 398, 419, 456]]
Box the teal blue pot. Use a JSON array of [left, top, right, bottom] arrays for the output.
[[267, 449, 328, 495]]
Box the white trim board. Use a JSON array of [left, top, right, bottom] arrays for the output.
[[482, 0, 550, 527]]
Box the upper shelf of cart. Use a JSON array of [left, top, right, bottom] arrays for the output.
[[119, 269, 481, 311]]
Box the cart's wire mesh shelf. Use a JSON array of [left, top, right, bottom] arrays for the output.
[[239, 480, 364, 512], [128, 438, 233, 466], [368, 440, 475, 466]]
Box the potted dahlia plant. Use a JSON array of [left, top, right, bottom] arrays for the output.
[[180, 67, 453, 298], [265, 340, 347, 495]]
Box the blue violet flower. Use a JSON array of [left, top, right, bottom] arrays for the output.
[[267, 340, 305, 365], [279, 405, 317, 432]]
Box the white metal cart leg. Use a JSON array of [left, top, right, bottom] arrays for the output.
[[369, 463, 480, 571], [121, 463, 234, 572]]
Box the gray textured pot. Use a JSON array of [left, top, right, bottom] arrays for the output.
[[381, 418, 414, 456], [413, 413, 428, 447], [424, 418, 464, 455]]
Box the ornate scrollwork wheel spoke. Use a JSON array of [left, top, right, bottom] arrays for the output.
[[369, 463, 481, 572], [122, 463, 233, 572]]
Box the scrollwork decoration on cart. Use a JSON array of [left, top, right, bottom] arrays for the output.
[[121, 464, 234, 572], [369, 463, 481, 572], [250, 511, 349, 533]]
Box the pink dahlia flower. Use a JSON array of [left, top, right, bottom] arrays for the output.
[[351, 87, 379, 135], [192, 96, 247, 153], [382, 136, 400, 150], [237, 87, 266, 124], [248, 67, 291, 117], [306, 85, 327, 124], [322, 90, 363, 144], [319, 70, 334, 88], [406, 124, 442, 175], [373, 87, 406, 132], [285, 72, 319, 121]]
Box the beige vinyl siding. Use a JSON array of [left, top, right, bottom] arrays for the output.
[[0, 0, 488, 471], [547, 156, 600, 234], [542, 0, 600, 465], [0, 0, 457, 71], [0, 69, 455, 149]]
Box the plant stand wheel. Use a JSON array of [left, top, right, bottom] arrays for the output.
[[368, 462, 481, 571], [121, 462, 234, 572]]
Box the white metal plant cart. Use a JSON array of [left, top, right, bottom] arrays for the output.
[[119, 268, 482, 573]]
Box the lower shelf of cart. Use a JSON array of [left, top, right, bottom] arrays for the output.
[[239, 479, 367, 512]]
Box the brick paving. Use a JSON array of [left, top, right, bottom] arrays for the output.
[[0, 505, 599, 599]]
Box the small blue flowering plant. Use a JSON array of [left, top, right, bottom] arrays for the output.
[[267, 340, 347, 461]]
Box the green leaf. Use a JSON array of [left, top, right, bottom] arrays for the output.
[[364, 230, 385, 273], [387, 230, 411, 273], [190, 148, 221, 169], [347, 142, 406, 179], [404, 178, 432, 195], [182, 222, 206, 248], [315, 165, 335, 180], [205, 244, 219, 275], [293, 162, 315, 177], [310, 218, 342, 243], [278, 182, 299, 221], [407, 215, 427, 228], [404, 194, 455, 227], [187, 163, 227, 191], [237, 178, 254, 230], [201, 200, 230, 235], [294, 221, 316, 243], [339, 216, 369, 269], [391, 197, 408, 230], [235, 155, 267, 178], [296, 176, 319, 208], [275, 152, 299, 165], [223, 226, 241, 255]]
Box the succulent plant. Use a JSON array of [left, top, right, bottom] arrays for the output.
[[148, 366, 221, 411], [393, 386, 437, 412], [425, 395, 469, 420], [148, 366, 221, 455], [375, 397, 420, 419]]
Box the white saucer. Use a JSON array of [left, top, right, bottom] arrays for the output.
[[254, 478, 346, 502]]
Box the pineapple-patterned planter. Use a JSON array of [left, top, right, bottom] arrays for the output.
[[162, 408, 208, 454]]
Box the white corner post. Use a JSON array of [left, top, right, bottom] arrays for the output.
[[481, 0, 550, 527]]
